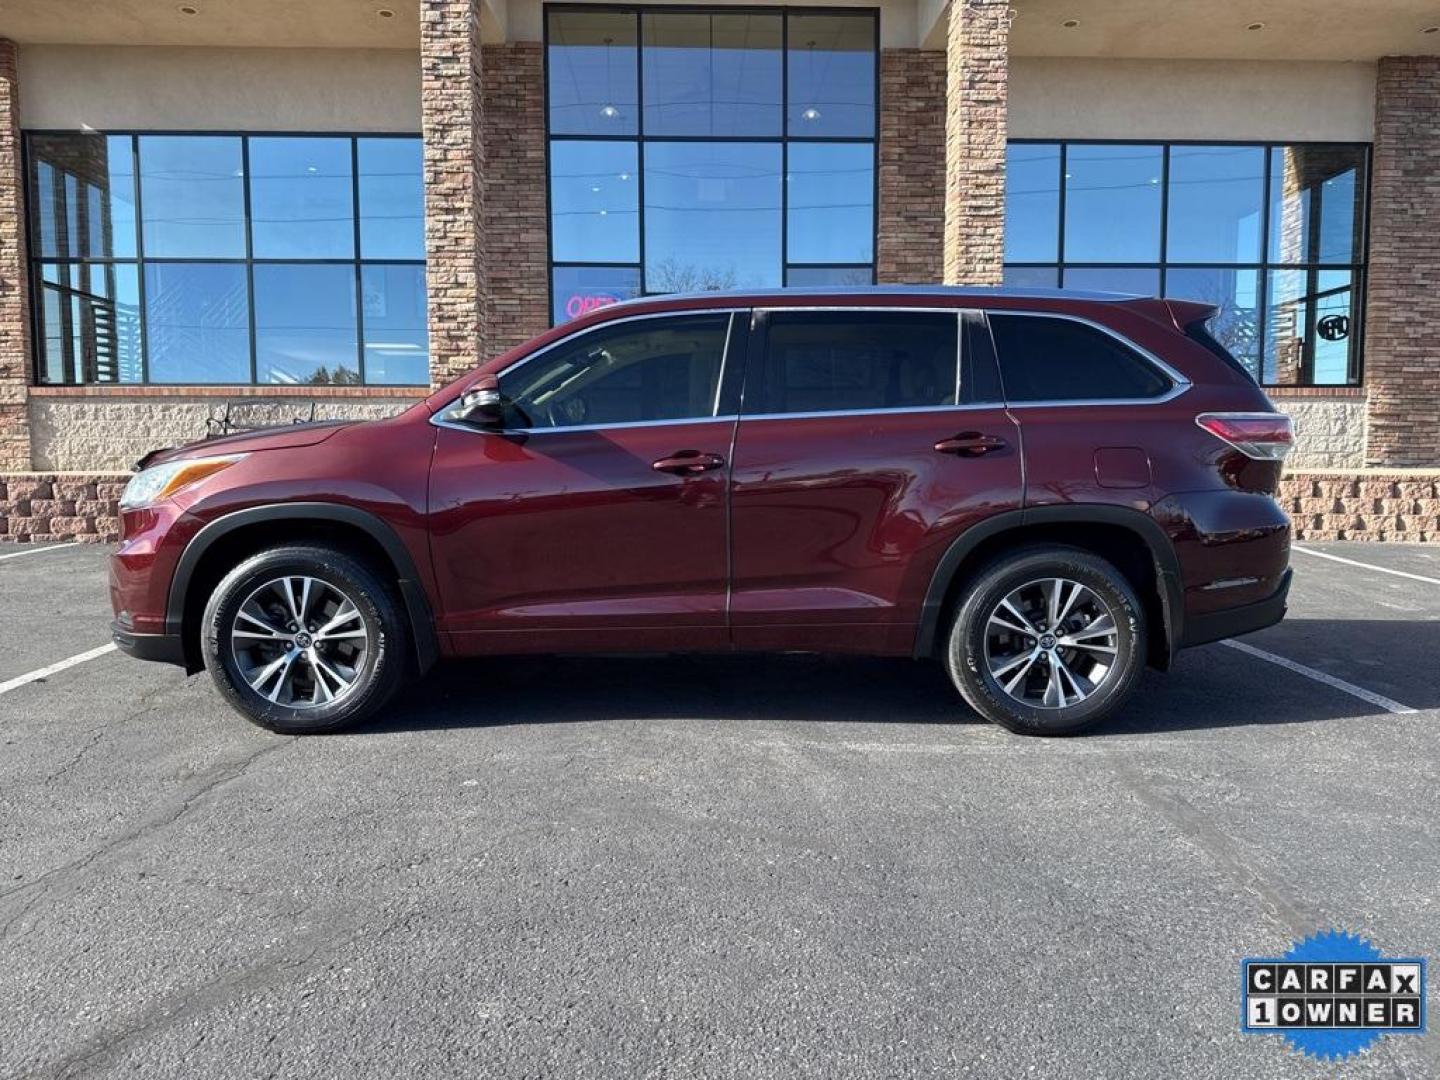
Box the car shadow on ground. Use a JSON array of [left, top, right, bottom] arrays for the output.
[[358, 617, 1437, 736]]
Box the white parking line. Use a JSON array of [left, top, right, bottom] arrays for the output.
[[0, 542, 79, 562], [1221, 639, 1417, 715], [0, 644, 118, 695], [1292, 544, 1440, 586]]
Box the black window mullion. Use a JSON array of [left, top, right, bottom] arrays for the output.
[[132, 135, 150, 385], [634, 10, 646, 291], [241, 136, 258, 384], [351, 137, 366, 384]]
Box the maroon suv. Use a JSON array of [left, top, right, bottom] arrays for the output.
[[109, 287, 1293, 736]]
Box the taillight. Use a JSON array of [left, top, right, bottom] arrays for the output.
[[1195, 412, 1293, 461]]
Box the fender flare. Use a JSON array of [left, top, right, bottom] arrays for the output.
[[165, 502, 439, 674], [912, 504, 1185, 665]]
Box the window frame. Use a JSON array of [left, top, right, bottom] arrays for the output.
[[22, 128, 427, 387], [543, 4, 882, 325], [1002, 138, 1373, 389]]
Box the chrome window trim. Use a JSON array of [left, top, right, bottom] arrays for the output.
[[982, 308, 1193, 408], [432, 307, 743, 434]]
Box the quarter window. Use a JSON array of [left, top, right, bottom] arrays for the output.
[[751, 312, 959, 416], [987, 314, 1171, 403], [498, 314, 732, 428]]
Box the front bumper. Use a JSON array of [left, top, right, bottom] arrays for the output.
[[1179, 567, 1291, 649], [111, 619, 188, 667]]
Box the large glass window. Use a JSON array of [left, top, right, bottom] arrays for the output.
[[1003, 141, 1370, 386], [546, 6, 878, 323], [27, 132, 427, 385]]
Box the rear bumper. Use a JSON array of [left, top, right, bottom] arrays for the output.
[[1179, 567, 1291, 649], [111, 619, 188, 666]]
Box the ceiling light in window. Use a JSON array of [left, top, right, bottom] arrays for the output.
[[590, 185, 601, 193], [618, 172, 631, 181], [801, 107, 821, 122], [1246, 21, 1265, 31], [599, 104, 620, 120], [1061, 19, 1080, 29], [306, 165, 317, 174]]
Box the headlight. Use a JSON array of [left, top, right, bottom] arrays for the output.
[[120, 455, 246, 509]]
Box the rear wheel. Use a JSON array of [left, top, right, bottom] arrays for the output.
[[202, 545, 408, 733], [945, 546, 1146, 735]]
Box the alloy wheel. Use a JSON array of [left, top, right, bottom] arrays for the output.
[[229, 575, 369, 709], [983, 576, 1120, 710]]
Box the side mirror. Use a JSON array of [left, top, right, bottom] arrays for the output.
[[455, 375, 506, 428]]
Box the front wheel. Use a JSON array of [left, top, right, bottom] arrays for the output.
[[945, 546, 1146, 736], [202, 545, 409, 733]]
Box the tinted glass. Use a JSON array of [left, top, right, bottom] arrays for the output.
[[787, 14, 875, 137], [754, 312, 958, 415], [988, 314, 1171, 402], [1263, 268, 1357, 386], [1064, 144, 1162, 263], [552, 265, 643, 325], [1166, 145, 1263, 263], [29, 134, 137, 259], [253, 264, 359, 385], [362, 264, 429, 385], [358, 137, 424, 260], [35, 262, 143, 383], [1268, 145, 1366, 265], [643, 12, 781, 136], [499, 314, 730, 427], [786, 142, 873, 265], [1003, 265, 1058, 289], [144, 262, 251, 383], [1004, 144, 1060, 263], [1062, 267, 1160, 297], [784, 266, 872, 286], [139, 136, 247, 258], [644, 142, 781, 291], [550, 141, 640, 263], [1164, 266, 1261, 377], [548, 9, 639, 136], [249, 136, 354, 259]]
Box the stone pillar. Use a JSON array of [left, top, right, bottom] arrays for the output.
[[0, 40, 32, 470], [482, 43, 550, 353], [877, 49, 946, 285], [941, 0, 1009, 286], [421, 0, 487, 388], [1365, 56, 1440, 466]]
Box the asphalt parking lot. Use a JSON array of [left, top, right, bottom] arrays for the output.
[[1, 541, 1437, 1079]]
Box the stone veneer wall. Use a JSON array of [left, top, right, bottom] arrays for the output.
[[942, 0, 1008, 286], [1365, 56, 1440, 466], [877, 49, 946, 284], [1272, 395, 1367, 469], [0, 40, 30, 471]]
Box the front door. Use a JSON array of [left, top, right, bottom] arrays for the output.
[[728, 308, 1023, 655], [429, 310, 744, 654]]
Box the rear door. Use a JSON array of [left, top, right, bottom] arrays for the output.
[[728, 308, 1023, 655]]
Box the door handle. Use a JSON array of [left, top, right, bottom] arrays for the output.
[[652, 450, 726, 475], [935, 432, 1008, 457]]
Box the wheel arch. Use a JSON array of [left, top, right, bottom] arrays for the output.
[[913, 505, 1184, 669], [166, 503, 439, 676]]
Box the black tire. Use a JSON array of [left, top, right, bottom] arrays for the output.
[[202, 545, 408, 734], [944, 545, 1146, 736]]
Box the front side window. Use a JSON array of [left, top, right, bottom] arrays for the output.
[[751, 312, 959, 416], [1002, 140, 1369, 387], [546, 6, 878, 324], [27, 132, 427, 385], [987, 314, 1172, 403], [498, 313, 731, 429]]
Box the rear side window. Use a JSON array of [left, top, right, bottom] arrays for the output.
[[1185, 319, 1257, 383], [987, 313, 1172, 403], [752, 311, 958, 415]]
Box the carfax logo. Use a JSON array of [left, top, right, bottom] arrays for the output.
[[1242, 929, 1427, 1061]]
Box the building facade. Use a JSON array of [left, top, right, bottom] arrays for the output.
[[0, 0, 1438, 541]]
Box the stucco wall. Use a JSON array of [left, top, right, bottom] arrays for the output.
[[1009, 58, 1376, 142], [1281, 397, 1368, 469], [29, 396, 418, 472], [18, 45, 421, 132]]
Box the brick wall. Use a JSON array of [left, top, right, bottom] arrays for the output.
[[942, 0, 1008, 286], [0, 40, 31, 471], [482, 42, 550, 354], [1279, 472, 1439, 542], [421, 0, 487, 388], [1364, 57, 1440, 466], [1, 474, 126, 543], [877, 49, 945, 284]]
